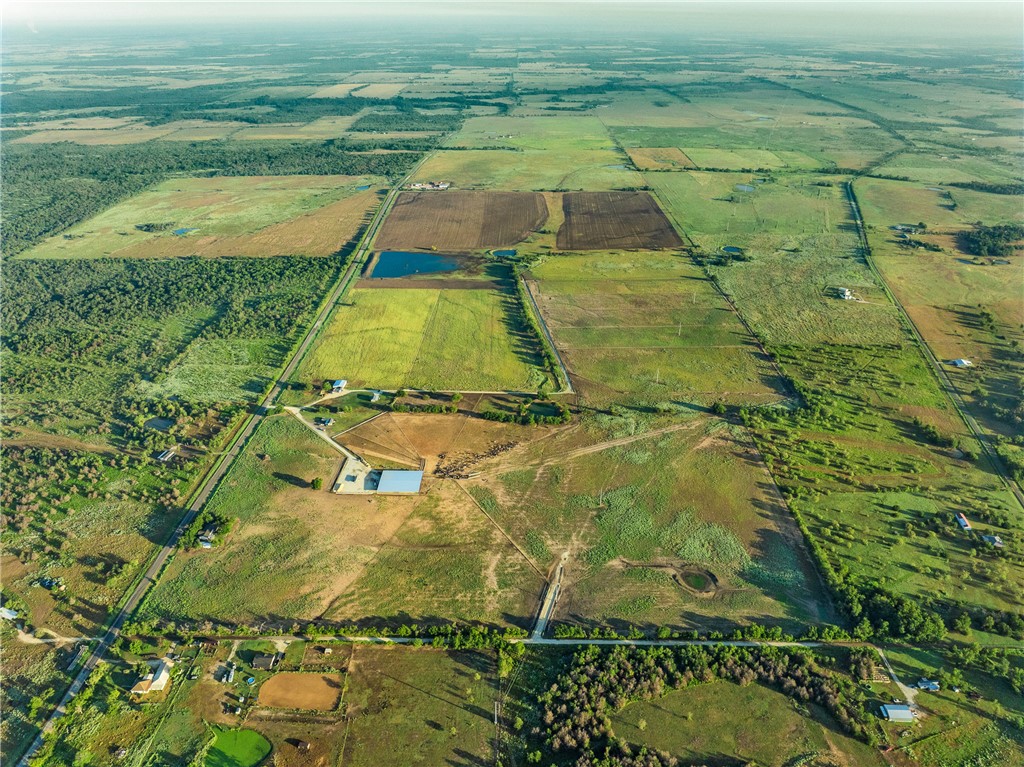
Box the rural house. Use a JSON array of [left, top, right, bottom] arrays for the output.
[[131, 658, 173, 695], [252, 653, 279, 671]]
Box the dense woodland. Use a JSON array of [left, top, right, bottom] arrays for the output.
[[2, 257, 341, 399], [958, 223, 1024, 258]]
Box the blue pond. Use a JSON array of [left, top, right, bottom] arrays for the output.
[[735, 184, 755, 192], [493, 249, 517, 257], [173, 227, 198, 236], [355, 184, 371, 191], [370, 251, 461, 278], [722, 246, 743, 255]]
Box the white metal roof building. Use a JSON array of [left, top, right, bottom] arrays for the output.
[[881, 704, 915, 722], [377, 470, 424, 494]]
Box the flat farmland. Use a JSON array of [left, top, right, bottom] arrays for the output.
[[648, 172, 904, 345], [557, 192, 683, 250], [21, 176, 384, 259], [375, 190, 547, 251], [624, 146, 695, 170], [463, 416, 833, 632], [681, 147, 822, 170], [529, 252, 784, 404], [411, 149, 643, 192], [302, 286, 547, 391], [141, 414, 546, 630], [341, 647, 497, 767]]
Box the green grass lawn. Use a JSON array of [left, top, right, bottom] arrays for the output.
[[205, 727, 272, 767], [302, 286, 547, 391]]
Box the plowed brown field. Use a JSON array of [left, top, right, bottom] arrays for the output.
[[375, 191, 547, 251], [258, 672, 343, 710], [557, 191, 683, 250]]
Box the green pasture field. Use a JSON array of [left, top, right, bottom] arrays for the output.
[[873, 150, 1021, 184], [0, 631, 71, 763], [857, 177, 1024, 440], [411, 148, 642, 191], [746, 343, 1024, 617], [610, 678, 884, 767], [137, 337, 282, 403], [679, 147, 822, 170], [612, 114, 903, 169], [21, 175, 380, 260], [140, 416, 543, 628], [443, 114, 618, 152], [529, 252, 785, 404], [648, 171, 904, 345], [340, 647, 497, 767], [856, 177, 1024, 230], [301, 286, 548, 391], [467, 416, 834, 633]]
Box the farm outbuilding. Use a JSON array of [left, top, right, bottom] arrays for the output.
[[252, 654, 279, 671], [332, 379, 348, 393], [952, 359, 973, 368], [881, 704, 915, 722], [376, 470, 424, 494], [955, 513, 972, 530]]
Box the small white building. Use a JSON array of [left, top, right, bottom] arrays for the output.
[[952, 359, 973, 368], [332, 379, 348, 394], [0, 607, 18, 621], [837, 288, 853, 300], [881, 704, 915, 722]]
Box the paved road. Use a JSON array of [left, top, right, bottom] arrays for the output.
[[15, 163, 424, 767], [844, 181, 1024, 510]]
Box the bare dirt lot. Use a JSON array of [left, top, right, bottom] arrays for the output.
[[258, 672, 344, 710], [375, 190, 548, 251], [557, 191, 683, 250]]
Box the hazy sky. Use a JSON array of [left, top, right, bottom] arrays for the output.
[[5, 1, 1023, 45]]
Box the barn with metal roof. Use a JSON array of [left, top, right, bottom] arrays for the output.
[[376, 470, 423, 494]]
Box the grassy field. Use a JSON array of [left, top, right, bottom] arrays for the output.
[[610, 679, 884, 766], [141, 415, 545, 629], [302, 285, 548, 391], [464, 414, 833, 633], [340, 647, 497, 767], [529, 251, 784, 405], [21, 176, 383, 259], [648, 171, 904, 345], [857, 177, 1024, 441]]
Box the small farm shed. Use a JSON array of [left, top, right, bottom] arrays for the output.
[[881, 704, 914, 722], [982, 534, 1004, 548], [332, 379, 348, 393], [955, 513, 971, 530], [377, 470, 424, 494], [952, 359, 973, 368], [917, 679, 940, 692]]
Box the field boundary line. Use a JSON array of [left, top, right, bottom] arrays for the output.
[[455, 481, 547, 579], [845, 180, 1024, 509], [521, 278, 573, 393]]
